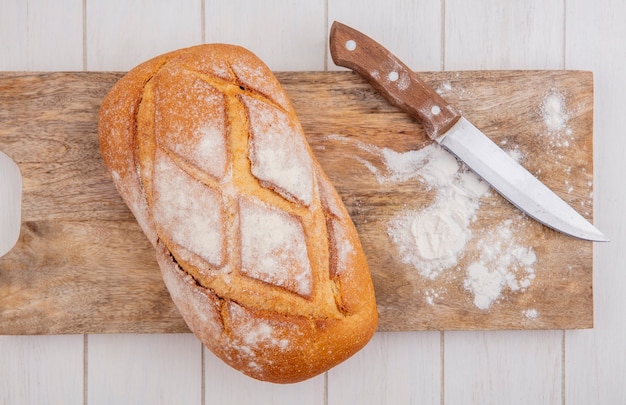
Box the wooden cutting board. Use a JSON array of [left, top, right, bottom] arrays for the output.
[[0, 70, 595, 334]]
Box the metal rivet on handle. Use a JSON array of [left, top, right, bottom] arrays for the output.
[[345, 40, 357, 51], [388, 71, 399, 82]]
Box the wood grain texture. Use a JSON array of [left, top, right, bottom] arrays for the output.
[[87, 334, 202, 404], [329, 21, 461, 139], [444, 0, 565, 70], [283, 69, 595, 331], [442, 2, 569, 403], [327, 331, 442, 404], [0, 335, 83, 404], [0, 4, 86, 405], [564, 0, 626, 403], [204, 0, 326, 71], [323, 6, 445, 403], [203, 348, 325, 404], [1, 0, 624, 403], [444, 330, 563, 404], [0, 0, 83, 71], [327, 0, 442, 71], [85, 0, 202, 71], [0, 73, 188, 335], [0, 70, 595, 334]]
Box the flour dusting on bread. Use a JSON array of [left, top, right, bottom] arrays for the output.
[[98, 44, 377, 383], [240, 197, 312, 296], [243, 95, 313, 206], [154, 69, 229, 181], [153, 150, 224, 267]]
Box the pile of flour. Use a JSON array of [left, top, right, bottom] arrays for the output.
[[325, 134, 538, 310], [386, 146, 489, 280]]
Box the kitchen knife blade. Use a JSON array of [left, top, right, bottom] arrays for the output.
[[0, 150, 22, 257], [329, 21, 607, 242]]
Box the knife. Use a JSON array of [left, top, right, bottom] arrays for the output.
[[0, 150, 22, 257], [329, 21, 607, 242]]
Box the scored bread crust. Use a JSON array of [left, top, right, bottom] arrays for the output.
[[98, 44, 378, 383]]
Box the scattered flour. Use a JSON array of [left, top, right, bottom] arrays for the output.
[[321, 134, 432, 184], [506, 147, 524, 163], [227, 302, 291, 373], [435, 81, 453, 95], [540, 90, 576, 149], [388, 165, 489, 279], [243, 95, 313, 206], [158, 79, 229, 181], [152, 150, 224, 267], [462, 220, 537, 310], [425, 288, 445, 305], [239, 197, 312, 296], [542, 91, 568, 131], [523, 308, 539, 320], [328, 218, 355, 276], [325, 134, 538, 310]]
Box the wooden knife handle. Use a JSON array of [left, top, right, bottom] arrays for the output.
[[329, 21, 461, 140]]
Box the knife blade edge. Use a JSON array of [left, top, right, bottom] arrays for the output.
[[438, 118, 608, 242]]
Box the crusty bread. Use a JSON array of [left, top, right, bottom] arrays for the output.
[[98, 44, 378, 383]]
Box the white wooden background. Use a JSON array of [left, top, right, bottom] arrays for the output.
[[1, 0, 624, 403]]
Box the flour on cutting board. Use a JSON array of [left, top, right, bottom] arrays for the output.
[[540, 90, 576, 148], [387, 154, 489, 280], [324, 134, 538, 311], [462, 220, 537, 310], [523, 308, 539, 320]]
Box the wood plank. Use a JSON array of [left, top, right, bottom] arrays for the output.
[[444, 330, 563, 404], [285, 69, 594, 331], [0, 0, 83, 71], [87, 334, 202, 404], [0, 70, 595, 334], [564, 0, 626, 403], [442, 2, 567, 404], [324, 5, 444, 404], [203, 347, 325, 404], [0, 219, 187, 334], [327, 331, 442, 404], [0, 3, 86, 405], [85, 0, 202, 71], [0, 335, 84, 404], [327, 0, 443, 71], [204, 0, 326, 71], [444, 0, 564, 70]]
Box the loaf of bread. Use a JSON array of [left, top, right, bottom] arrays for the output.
[[98, 44, 378, 383]]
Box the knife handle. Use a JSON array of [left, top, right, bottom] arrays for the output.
[[329, 21, 461, 140]]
